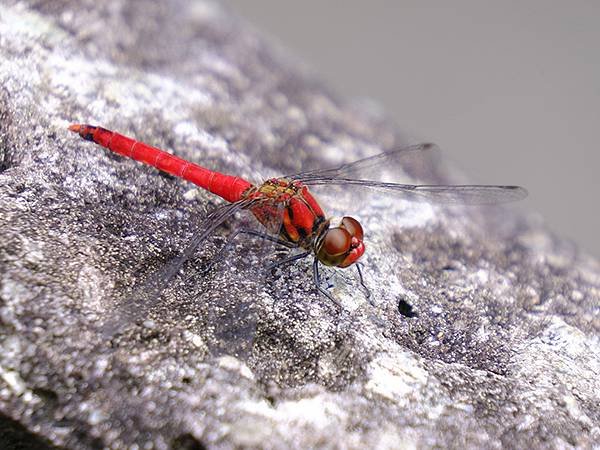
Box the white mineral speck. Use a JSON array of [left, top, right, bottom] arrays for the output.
[[571, 290, 584, 301], [142, 320, 156, 329], [365, 353, 428, 402], [94, 357, 109, 375], [476, 269, 489, 284], [191, 334, 203, 348], [183, 188, 199, 201], [0, 368, 26, 395], [277, 396, 346, 426], [218, 356, 254, 379], [430, 305, 443, 315], [88, 409, 106, 425]]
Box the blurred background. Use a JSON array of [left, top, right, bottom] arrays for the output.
[[223, 0, 599, 259]]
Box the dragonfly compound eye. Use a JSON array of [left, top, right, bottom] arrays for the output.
[[317, 223, 366, 268], [340, 216, 363, 240], [324, 228, 352, 256], [316, 228, 351, 267]]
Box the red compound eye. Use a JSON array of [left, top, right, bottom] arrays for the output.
[[323, 228, 352, 257], [341, 216, 363, 240], [317, 218, 366, 267]]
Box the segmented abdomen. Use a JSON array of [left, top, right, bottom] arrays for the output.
[[69, 124, 252, 203]]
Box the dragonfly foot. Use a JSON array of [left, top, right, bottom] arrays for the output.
[[355, 263, 374, 305], [313, 258, 342, 311]]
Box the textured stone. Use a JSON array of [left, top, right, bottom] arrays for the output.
[[0, 1, 598, 449]]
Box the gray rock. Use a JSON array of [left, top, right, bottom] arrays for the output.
[[0, 1, 598, 449]]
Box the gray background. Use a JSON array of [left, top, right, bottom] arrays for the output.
[[223, 0, 600, 259]]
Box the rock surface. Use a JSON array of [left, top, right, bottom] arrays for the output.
[[0, 1, 599, 449]]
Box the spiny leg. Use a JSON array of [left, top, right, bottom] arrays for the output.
[[312, 258, 357, 339], [266, 250, 311, 273], [355, 263, 373, 305], [312, 258, 341, 310]]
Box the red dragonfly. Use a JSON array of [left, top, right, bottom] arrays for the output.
[[68, 124, 526, 313]]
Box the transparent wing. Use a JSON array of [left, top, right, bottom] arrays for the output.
[[289, 143, 437, 180], [298, 179, 527, 205], [291, 143, 527, 205], [100, 197, 258, 340], [203, 198, 288, 359]]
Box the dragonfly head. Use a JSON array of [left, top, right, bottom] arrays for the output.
[[316, 216, 365, 268]]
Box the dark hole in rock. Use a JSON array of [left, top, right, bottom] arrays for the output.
[[264, 395, 277, 406], [0, 89, 13, 173], [171, 433, 207, 450], [89, 437, 105, 450], [32, 387, 59, 408], [0, 151, 10, 173], [0, 412, 64, 450], [398, 298, 418, 318], [0, 131, 12, 173]]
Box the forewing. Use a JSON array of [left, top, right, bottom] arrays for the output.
[[300, 179, 528, 205], [291, 142, 526, 205]]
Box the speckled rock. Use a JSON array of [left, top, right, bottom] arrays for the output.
[[0, 1, 599, 449]]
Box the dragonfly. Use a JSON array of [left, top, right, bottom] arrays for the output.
[[68, 124, 527, 332]]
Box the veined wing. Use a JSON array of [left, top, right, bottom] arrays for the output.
[[290, 142, 527, 205], [100, 197, 258, 339], [289, 143, 438, 181], [298, 178, 527, 205]]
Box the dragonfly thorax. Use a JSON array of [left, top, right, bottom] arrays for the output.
[[245, 178, 328, 249]]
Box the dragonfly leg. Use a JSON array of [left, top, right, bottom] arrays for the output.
[[312, 258, 341, 310], [266, 250, 311, 273], [200, 228, 295, 275], [355, 263, 373, 305]]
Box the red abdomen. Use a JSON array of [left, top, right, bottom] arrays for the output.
[[69, 124, 252, 203]]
